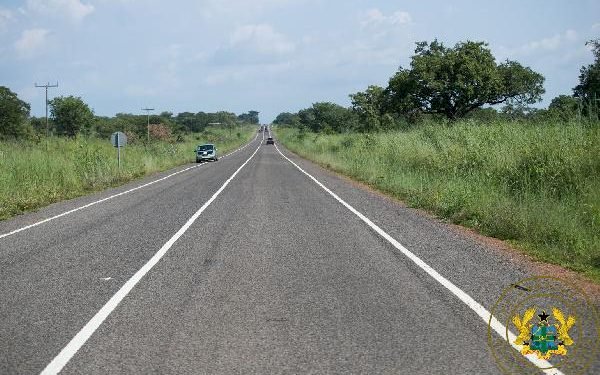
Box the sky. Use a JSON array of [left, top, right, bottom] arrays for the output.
[[0, 0, 599, 123]]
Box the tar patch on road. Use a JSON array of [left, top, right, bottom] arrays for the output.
[[512, 284, 531, 292]]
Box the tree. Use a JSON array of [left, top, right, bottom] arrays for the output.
[[248, 110, 260, 124], [175, 112, 202, 132], [30, 116, 46, 135], [386, 40, 545, 120], [114, 113, 148, 139], [273, 112, 300, 126], [384, 69, 421, 121], [94, 116, 120, 139], [214, 111, 238, 136], [548, 95, 580, 122], [215, 111, 237, 126], [298, 102, 356, 133], [238, 110, 260, 124], [312, 102, 345, 133], [298, 107, 316, 130], [49, 96, 94, 137], [573, 39, 600, 118], [350, 85, 386, 132], [0, 86, 31, 139], [464, 107, 500, 123], [159, 111, 173, 119]]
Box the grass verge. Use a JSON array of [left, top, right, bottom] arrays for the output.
[[275, 122, 600, 282], [0, 126, 255, 221]]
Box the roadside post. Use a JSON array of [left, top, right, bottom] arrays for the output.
[[111, 131, 127, 169]]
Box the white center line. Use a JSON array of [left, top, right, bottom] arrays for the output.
[[0, 132, 259, 240], [274, 143, 563, 375], [40, 133, 263, 375]]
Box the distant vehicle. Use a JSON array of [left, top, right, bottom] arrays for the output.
[[195, 143, 218, 162], [266, 137, 274, 145]]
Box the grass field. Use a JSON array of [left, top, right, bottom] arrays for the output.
[[276, 122, 600, 281], [0, 126, 255, 221]]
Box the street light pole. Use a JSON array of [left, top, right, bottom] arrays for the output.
[[142, 108, 154, 142]]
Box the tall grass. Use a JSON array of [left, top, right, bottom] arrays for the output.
[[276, 121, 600, 281], [0, 126, 255, 220]]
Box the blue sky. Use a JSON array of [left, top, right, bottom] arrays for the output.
[[0, 0, 598, 122]]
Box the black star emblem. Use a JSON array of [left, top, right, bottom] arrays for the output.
[[538, 311, 550, 322]]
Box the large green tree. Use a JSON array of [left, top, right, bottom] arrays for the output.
[[273, 112, 300, 126], [386, 40, 545, 120], [298, 102, 356, 133], [238, 110, 260, 124], [0, 86, 31, 139], [350, 85, 386, 132], [214, 111, 237, 125], [574, 39, 600, 118], [49, 96, 94, 137]]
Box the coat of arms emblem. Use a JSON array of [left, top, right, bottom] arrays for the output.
[[512, 307, 575, 359], [488, 276, 599, 374]]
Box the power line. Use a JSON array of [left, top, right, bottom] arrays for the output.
[[34, 82, 59, 138]]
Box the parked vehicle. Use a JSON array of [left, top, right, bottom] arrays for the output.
[[195, 143, 218, 162]]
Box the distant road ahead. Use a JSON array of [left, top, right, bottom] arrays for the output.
[[1, 131, 593, 374]]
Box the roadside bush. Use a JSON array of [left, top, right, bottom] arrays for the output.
[[149, 123, 172, 141]]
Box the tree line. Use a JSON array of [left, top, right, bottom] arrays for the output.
[[274, 39, 600, 132], [0, 89, 260, 142]]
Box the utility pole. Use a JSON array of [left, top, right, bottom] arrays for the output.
[[142, 108, 154, 142], [35, 82, 58, 138]]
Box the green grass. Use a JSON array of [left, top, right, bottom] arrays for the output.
[[0, 126, 255, 221], [276, 121, 600, 281]]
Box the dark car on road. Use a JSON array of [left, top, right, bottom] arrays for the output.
[[266, 137, 274, 145], [195, 143, 218, 162]]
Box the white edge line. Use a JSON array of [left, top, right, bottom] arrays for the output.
[[0, 132, 259, 240], [274, 143, 563, 375], [40, 134, 263, 375]]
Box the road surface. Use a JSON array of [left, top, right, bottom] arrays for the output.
[[1, 131, 596, 374]]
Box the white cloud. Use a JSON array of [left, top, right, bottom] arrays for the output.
[[360, 8, 412, 28], [230, 24, 295, 54], [592, 23, 600, 30], [200, 0, 297, 19], [523, 30, 577, 51], [202, 62, 292, 86], [209, 24, 294, 68], [0, 8, 13, 32], [14, 28, 50, 59], [496, 29, 581, 61], [522, 29, 578, 53], [26, 0, 94, 22]]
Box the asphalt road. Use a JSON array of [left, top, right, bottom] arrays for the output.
[[1, 130, 597, 374]]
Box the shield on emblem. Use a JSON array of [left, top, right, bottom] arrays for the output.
[[530, 324, 559, 354]]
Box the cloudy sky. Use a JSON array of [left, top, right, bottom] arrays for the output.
[[1, 0, 598, 122]]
